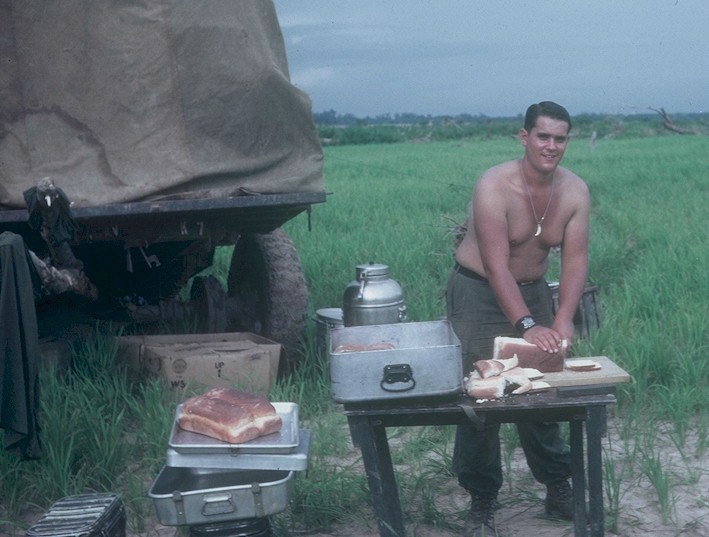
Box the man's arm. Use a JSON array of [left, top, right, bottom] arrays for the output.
[[473, 175, 535, 329], [553, 182, 591, 342]]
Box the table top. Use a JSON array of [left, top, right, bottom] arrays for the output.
[[546, 356, 631, 387], [343, 356, 628, 416]]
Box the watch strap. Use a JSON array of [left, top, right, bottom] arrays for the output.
[[515, 315, 536, 333]]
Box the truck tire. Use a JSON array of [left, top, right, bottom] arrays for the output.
[[227, 228, 308, 370]]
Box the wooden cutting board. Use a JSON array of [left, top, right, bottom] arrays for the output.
[[542, 356, 631, 387]]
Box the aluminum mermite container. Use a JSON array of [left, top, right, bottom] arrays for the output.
[[329, 320, 463, 402], [149, 467, 294, 526], [148, 401, 311, 533], [342, 263, 406, 327]]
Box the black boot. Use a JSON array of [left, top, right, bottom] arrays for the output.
[[545, 480, 574, 520], [463, 493, 497, 537]]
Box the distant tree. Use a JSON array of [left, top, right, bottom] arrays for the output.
[[649, 107, 699, 135], [313, 110, 708, 143], [313, 109, 338, 125]]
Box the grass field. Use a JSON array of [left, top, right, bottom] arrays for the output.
[[287, 135, 708, 416], [1, 133, 707, 536]]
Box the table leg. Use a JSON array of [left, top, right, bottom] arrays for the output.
[[586, 407, 606, 536], [570, 419, 588, 537], [347, 416, 406, 537]]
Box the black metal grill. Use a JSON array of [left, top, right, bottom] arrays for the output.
[[189, 517, 271, 537]]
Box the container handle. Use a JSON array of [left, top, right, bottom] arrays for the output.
[[251, 482, 266, 517], [172, 491, 187, 526], [380, 363, 416, 392], [201, 493, 236, 516], [356, 270, 369, 299]]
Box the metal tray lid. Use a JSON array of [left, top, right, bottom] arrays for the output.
[[169, 402, 299, 455], [166, 428, 311, 472]]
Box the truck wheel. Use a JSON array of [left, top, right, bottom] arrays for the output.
[[227, 228, 308, 370]]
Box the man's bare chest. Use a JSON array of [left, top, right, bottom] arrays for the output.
[[506, 195, 567, 248]]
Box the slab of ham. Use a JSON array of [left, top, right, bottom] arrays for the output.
[[178, 387, 282, 444]]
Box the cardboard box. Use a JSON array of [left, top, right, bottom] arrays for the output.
[[116, 332, 282, 395]]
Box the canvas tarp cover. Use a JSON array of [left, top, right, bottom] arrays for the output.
[[0, 0, 324, 209]]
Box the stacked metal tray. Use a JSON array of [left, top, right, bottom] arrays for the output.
[[149, 400, 310, 526], [165, 403, 310, 470]]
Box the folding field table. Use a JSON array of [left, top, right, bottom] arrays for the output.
[[343, 356, 629, 537]]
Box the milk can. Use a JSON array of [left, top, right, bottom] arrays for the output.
[[342, 263, 407, 326]]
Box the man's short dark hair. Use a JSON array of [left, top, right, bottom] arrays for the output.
[[524, 101, 572, 133]]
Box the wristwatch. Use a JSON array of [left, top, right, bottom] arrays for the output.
[[515, 315, 536, 334]]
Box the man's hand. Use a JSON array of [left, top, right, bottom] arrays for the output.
[[523, 325, 565, 353], [552, 317, 576, 346]]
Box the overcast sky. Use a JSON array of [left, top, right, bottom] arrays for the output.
[[273, 0, 708, 118]]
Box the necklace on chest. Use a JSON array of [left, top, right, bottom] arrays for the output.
[[518, 159, 555, 237]]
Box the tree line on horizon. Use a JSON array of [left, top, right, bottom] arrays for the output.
[[313, 109, 708, 146]]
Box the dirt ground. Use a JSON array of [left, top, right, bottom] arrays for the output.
[[143, 474, 708, 537], [12, 418, 707, 537], [138, 415, 709, 537]]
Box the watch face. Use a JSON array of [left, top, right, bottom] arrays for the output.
[[522, 317, 535, 329]]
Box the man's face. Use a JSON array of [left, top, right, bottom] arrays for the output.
[[520, 116, 570, 173]]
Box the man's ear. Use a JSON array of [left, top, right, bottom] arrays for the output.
[[519, 128, 528, 146]]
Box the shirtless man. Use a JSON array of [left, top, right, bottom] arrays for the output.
[[446, 101, 590, 536]]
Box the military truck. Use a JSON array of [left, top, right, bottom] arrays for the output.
[[0, 1, 325, 366]]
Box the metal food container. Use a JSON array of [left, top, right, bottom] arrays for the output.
[[149, 466, 294, 526], [314, 307, 344, 360], [329, 320, 463, 402], [342, 263, 407, 326]]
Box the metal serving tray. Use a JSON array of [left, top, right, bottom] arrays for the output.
[[165, 429, 311, 471], [329, 320, 463, 402], [149, 466, 294, 526], [169, 402, 299, 455]]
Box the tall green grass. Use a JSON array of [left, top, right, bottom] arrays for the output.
[[1, 135, 707, 535], [286, 136, 708, 403]]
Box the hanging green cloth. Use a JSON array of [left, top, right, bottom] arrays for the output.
[[0, 231, 43, 459]]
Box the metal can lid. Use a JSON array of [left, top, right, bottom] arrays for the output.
[[355, 263, 389, 278], [315, 308, 344, 323]]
